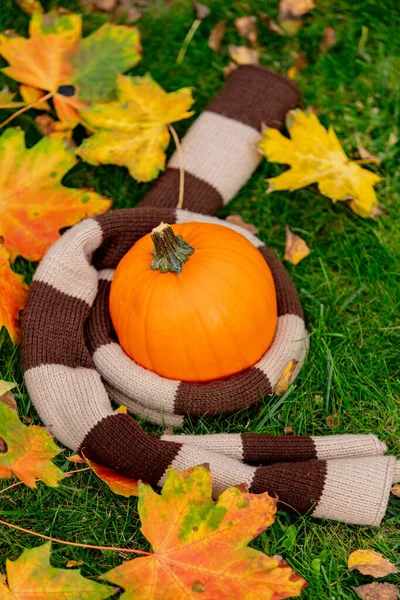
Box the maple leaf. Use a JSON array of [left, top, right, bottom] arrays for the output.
[[259, 109, 381, 218], [0, 402, 63, 487], [0, 12, 141, 126], [0, 245, 29, 343], [0, 128, 111, 261], [68, 454, 138, 497], [0, 543, 114, 599], [101, 465, 307, 599], [348, 549, 399, 578], [77, 74, 194, 182]]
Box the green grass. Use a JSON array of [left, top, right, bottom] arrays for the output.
[[1, 0, 399, 597]]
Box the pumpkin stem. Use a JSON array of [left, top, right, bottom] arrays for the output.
[[150, 223, 195, 274]]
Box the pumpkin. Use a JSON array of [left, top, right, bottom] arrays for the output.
[[109, 222, 277, 382]]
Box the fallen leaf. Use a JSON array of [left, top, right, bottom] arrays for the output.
[[68, 453, 138, 496], [208, 20, 226, 52], [223, 61, 238, 77], [235, 16, 258, 46], [387, 132, 398, 147], [101, 466, 307, 599], [0, 380, 17, 398], [353, 582, 399, 600], [284, 426, 294, 435], [274, 359, 299, 396], [348, 549, 399, 578], [13, 0, 44, 15], [0, 380, 18, 414], [35, 114, 75, 146], [356, 138, 381, 164], [261, 14, 285, 35], [391, 484, 400, 497], [259, 109, 381, 218], [0, 402, 63, 487], [228, 45, 259, 65], [320, 27, 336, 53], [326, 412, 339, 428], [0, 12, 141, 127], [114, 404, 128, 414], [19, 84, 51, 110], [278, 0, 315, 35], [284, 226, 310, 265], [77, 74, 194, 182], [0, 245, 29, 342], [0, 86, 26, 109], [0, 128, 111, 261], [193, 0, 210, 19], [66, 560, 85, 568], [226, 214, 259, 234], [0, 543, 113, 598], [287, 54, 308, 79]]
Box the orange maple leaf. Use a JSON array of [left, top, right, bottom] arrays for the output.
[[0, 403, 63, 487], [68, 454, 139, 497], [0, 245, 29, 343], [101, 465, 307, 599], [0, 128, 111, 261]]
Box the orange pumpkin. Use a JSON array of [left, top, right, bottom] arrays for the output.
[[109, 222, 277, 382]]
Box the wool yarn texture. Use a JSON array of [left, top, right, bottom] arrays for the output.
[[21, 66, 400, 527]]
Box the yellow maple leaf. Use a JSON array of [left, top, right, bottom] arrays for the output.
[[0, 246, 29, 343], [259, 109, 381, 218], [77, 74, 194, 182]]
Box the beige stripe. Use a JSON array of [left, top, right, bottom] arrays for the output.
[[312, 434, 387, 460], [34, 218, 103, 304], [169, 111, 262, 204], [256, 314, 308, 387], [105, 382, 184, 427], [93, 343, 178, 413], [161, 433, 244, 460], [312, 456, 396, 526], [24, 364, 113, 451], [158, 444, 256, 496], [98, 269, 115, 282], [175, 210, 261, 247]]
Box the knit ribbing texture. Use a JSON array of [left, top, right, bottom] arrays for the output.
[[21, 66, 399, 526]]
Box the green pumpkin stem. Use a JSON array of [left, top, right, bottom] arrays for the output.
[[150, 223, 195, 274]]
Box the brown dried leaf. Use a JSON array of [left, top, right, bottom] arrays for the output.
[[284, 426, 294, 435], [278, 0, 314, 35], [348, 550, 399, 578], [274, 359, 299, 396], [66, 559, 84, 568], [284, 226, 310, 265], [287, 54, 308, 79], [235, 16, 258, 46], [226, 214, 259, 234], [223, 61, 238, 77], [35, 114, 76, 148], [326, 412, 339, 428], [229, 45, 259, 65], [391, 484, 400, 497], [261, 14, 285, 35], [193, 0, 210, 19], [208, 20, 226, 52], [353, 582, 399, 600], [320, 27, 336, 53], [357, 139, 381, 164]]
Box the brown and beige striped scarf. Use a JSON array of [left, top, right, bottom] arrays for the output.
[[21, 66, 399, 526]]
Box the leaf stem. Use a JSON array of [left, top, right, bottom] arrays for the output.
[[169, 124, 185, 210], [0, 518, 151, 555], [176, 18, 201, 65], [0, 91, 54, 129]]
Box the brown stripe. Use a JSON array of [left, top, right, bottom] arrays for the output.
[[258, 246, 303, 318], [242, 435, 317, 465], [85, 279, 115, 353], [93, 207, 177, 270], [79, 413, 181, 483], [138, 168, 224, 215], [207, 65, 300, 131], [175, 367, 272, 415], [21, 281, 94, 371], [250, 460, 327, 514]]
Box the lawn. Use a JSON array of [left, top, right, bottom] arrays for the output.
[[0, 0, 399, 597]]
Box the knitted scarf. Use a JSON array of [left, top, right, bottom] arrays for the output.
[[21, 66, 399, 527]]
